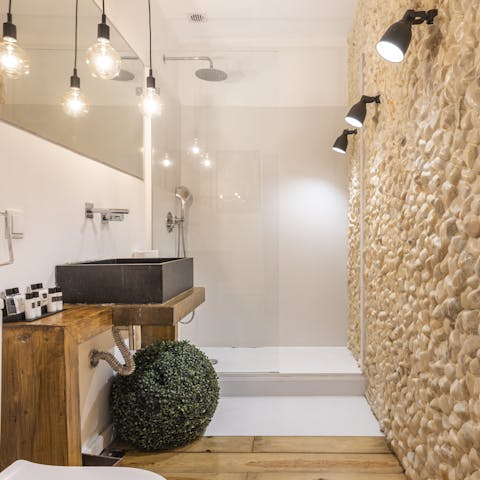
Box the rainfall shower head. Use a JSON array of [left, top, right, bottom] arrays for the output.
[[195, 67, 228, 82], [163, 55, 228, 82], [112, 69, 135, 81]]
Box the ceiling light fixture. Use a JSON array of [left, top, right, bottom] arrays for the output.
[[0, 0, 29, 78], [85, 0, 121, 79], [139, 0, 161, 117], [332, 129, 357, 154], [376, 9, 438, 63], [345, 95, 381, 128], [62, 0, 88, 117]]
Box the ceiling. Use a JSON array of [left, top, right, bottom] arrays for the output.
[[155, 0, 358, 49]]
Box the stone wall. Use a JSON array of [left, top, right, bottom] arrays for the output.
[[348, 0, 480, 479]]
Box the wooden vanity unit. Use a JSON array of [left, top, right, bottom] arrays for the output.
[[0, 287, 205, 469], [0, 305, 112, 469]]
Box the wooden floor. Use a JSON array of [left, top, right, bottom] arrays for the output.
[[120, 436, 406, 480]]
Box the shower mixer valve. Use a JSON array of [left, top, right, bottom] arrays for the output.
[[166, 211, 183, 233]]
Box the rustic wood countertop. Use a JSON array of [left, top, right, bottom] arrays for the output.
[[2, 287, 205, 334], [3, 304, 113, 343]]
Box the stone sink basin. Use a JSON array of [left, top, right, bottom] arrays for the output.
[[56, 258, 193, 304]]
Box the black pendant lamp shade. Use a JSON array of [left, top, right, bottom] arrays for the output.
[[376, 9, 438, 63], [345, 95, 381, 128], [3, 12, 16, 40], [332, 129, 357, 154]]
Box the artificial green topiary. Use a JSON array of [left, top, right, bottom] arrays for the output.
[[110, 340, 219, 451]]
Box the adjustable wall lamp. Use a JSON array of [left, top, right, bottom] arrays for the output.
[[376, 9, 438, 63], [345, 95, 381, 128], [332, 129, 358, 154]]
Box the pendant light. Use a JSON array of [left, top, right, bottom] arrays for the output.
[[332, 129, 357, 154], [0, 0, 29, 78], [62, 0, 88, 117], [376, 9, 438, 63], [345, 95, 381, 128], [139, 0, 161, 117], [85, 0, 121, 79]]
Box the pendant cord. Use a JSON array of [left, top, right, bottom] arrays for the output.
[[8, 0, 11, 15], [102, 0, 105, 15], [148, 0, 152, 74], [73, 0, 79, 71]]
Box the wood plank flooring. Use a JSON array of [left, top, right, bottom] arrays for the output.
[[121, 436, 406, 480]]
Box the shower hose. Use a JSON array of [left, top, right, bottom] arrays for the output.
[[89, 326, 135, 376], [177, 218, 195, 325]]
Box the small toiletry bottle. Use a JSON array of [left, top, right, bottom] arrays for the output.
[[25, 293, 37, 321], [55, 287, 63, 312], [31, 283, 48, 309], [4, 288, 18, 316], [32, 291, 41, 318], [6, 287, 25, 315], [47, 287, 57, 313]]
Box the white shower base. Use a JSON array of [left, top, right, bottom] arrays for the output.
[[199, 347, 364, 396], [200, 346, 360, 374]]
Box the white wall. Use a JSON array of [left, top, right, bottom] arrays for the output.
[[0, 121, 145, 291]]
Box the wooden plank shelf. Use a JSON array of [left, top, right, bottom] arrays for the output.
[[111, 287, 205, 327]]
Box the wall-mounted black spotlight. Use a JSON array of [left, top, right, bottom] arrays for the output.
[[376, 9, 438, 63], [345, 95, 381, 128], [332, 129, 357, 154]]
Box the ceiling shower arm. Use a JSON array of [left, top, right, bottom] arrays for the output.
[[163, 55, 214, 69]]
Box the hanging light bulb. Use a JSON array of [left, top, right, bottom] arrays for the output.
[[62, 0, 88, 117], [62, 69, 88, 117], [162, 153, 172, 167], [139, 70, 162, 116], [191, 138, 201, 155], [85, 1, 121, 79], [0, 1, 30, 78], [139, 0, 161, 117]]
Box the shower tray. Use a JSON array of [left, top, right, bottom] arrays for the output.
[[56, 257, 193, 304]]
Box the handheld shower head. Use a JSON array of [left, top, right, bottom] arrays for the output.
[[175, 186, 193, 216]]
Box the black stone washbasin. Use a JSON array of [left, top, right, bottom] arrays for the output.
[[56, 258, 193, 304]]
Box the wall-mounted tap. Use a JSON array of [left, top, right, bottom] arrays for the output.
[[85, 202, 130, 223]]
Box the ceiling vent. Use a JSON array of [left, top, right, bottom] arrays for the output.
[[189, 12, 207, 23]]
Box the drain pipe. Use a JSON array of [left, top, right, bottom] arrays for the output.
[[90, 326, 135, 376]]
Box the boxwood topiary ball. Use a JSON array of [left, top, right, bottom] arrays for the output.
[[110, 340, 219, 451]]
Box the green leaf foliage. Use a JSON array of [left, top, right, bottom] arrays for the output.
[[110, 340, 220, 451]]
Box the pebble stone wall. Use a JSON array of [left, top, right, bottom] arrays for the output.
[[348, 1, 480, 479]]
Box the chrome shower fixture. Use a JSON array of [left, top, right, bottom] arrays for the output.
[[175, 185, 193, 219], [166, 186, 193, 258], [163, 55, 228, 82]]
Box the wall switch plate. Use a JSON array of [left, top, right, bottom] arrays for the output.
[[7, 210, 24, 239]]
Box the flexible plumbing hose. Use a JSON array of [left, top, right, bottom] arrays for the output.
[[89, 326, 135, 376]]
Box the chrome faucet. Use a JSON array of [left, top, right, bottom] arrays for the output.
[[85, 202, 130, 223]]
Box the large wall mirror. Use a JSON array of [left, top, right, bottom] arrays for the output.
[[0, 0, 144, 178]]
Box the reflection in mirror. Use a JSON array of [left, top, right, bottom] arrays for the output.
[[0, 0, 144, 178]]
